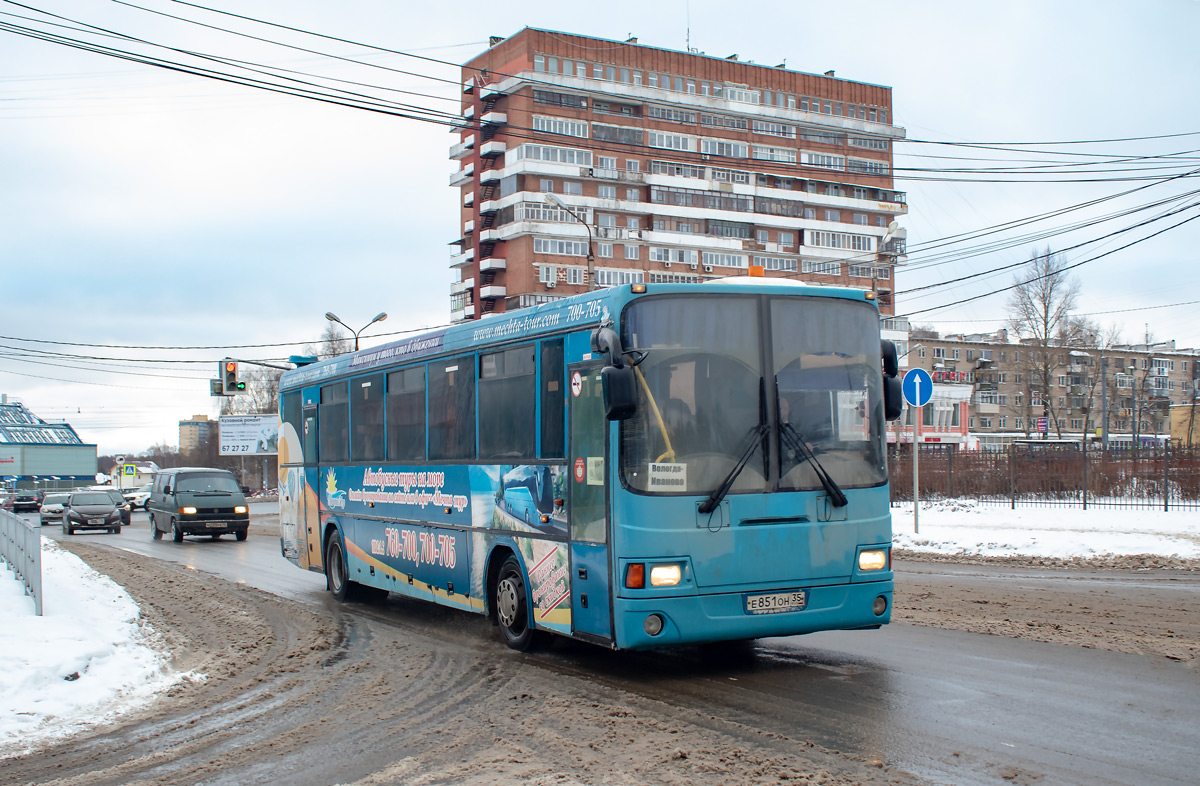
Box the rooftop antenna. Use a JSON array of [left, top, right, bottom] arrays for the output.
[[685, 0, 690, 52]]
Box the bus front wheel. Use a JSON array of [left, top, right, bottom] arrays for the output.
[[325, 528, 387, 604], [495, 557, 548, 651]]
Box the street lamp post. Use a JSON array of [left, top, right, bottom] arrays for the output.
[[325, 311, 388, 352], [544, 193, 595, 290]]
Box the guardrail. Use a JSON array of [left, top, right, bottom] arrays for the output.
[[0, 509, 42, 615]]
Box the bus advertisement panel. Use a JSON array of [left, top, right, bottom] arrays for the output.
[[278, 281, 901, 651]]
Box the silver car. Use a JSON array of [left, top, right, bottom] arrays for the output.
[[62, 491, 123, 535], [39, 492, 71, 525]]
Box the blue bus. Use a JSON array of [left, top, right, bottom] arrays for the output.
[[278, 280, 903, 650]]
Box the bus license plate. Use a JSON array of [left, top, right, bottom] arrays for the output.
[[744, 590, 807, 615], [205, 522, 226, 528]]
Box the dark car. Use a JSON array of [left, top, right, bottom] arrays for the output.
[[148, 467, 249, 542], [91, 487, 133, 526], [12, 490, 44, 513], [62, 491, 123, 534]]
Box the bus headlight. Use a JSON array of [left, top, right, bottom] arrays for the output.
[[858, 549, 888, 571], [649, 564, 682, 586]]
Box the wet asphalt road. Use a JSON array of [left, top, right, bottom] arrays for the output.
[[34, 507, 1200, 786]]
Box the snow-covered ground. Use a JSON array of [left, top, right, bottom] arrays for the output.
[[2, 503, 1197, 757], [892, 500, 1200, 560], [0, 540, 194, 758]]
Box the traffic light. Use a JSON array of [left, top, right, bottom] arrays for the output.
[[220, 359, 246, 394]]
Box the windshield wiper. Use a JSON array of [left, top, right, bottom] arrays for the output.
[[192, 490, 232, 496], [778, 420, 847, 507], [699, 378, 768, 515]]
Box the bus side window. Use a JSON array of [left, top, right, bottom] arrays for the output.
[[540, 339, 565, 459], [480, 345, 536, 459], [351, 373, 385, 462], [387, 366, 426, 461], [319, 381, 349, 463], [429, 356, 476, 460]]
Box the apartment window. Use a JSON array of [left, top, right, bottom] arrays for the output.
[[566, 268, 584, 285], [597, 155, 617, 169], [533, 115, 588, 138], [562, 181, 582, 196], [702, 252, 747, 269], [757, 229, 769, 243], [647, 73, 657, 88], [626, 187, 640, 202], [627, 217, 640, 230], [801, 260, 841, 275], [751, 145, 797, 163], [753, 256, 798, 272], [534, 54, 545, 72], [626, 160, 640, 172], [632, 71, 642, 86], [803, 208, 816, 220], [918, 347, 926, 358], [605, 66, 616, 81], [620, 68, 630, 83], [648, 131, 693, 151], [700, 113, 749, 131], [592, 63, 603, 79], [824, 210, 839, 222], [595, 268, 645, 286], [779, 231, 795, 248], [539, 265, 556, 284], [854, 214, 868, 226], [979, 417, 992, 429], [597, 243, 613, 258], [540, 179, 554, 193], [1015, 417, 1023, 430], [752, 120, 797, 138], [625, 245, 640, 260], [647, 105, 697, 124], [598, 184, 616, 200], [534, 238, 588, 256], [533, 90, 587, 109], [934, 348, 945, 359], [952, 349, 960, 360], [801, 152, 846, 171], [998, 417, 1008, 429], [701, 138, 748, 158]]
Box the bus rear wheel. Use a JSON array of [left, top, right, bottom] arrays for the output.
[[495, 557, 549, 651]]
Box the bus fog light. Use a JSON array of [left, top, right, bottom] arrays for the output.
[[649, 564, 681, 586], [858, 549, 888, 571], [644, 614, 664, 636], [873, 596, 888, 616]]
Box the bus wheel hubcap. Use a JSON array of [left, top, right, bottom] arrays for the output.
[[498, 579, 519, 628]]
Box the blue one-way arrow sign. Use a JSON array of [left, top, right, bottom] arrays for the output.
[[902, 367, 933, 408]]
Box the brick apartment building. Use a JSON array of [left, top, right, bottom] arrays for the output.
[[893, 330, 1200, 449], [449, 28, 909, 337]]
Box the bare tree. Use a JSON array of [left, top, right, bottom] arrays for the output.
[[1007, 248, 1080, 438], [316, 322, 351, 359]]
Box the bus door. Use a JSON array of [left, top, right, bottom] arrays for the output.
[[568, 362, 613, 642], [301, 404, 322, 571]]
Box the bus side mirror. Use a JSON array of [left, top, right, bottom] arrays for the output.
[[601, 365, 637, 420], [881, 340, 899, 378], [883, 376, 903, 421]]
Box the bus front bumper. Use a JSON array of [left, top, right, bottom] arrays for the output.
[[613, 580, 892, 650]]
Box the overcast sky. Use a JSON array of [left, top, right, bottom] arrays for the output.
[[2, 0, 1198, 455]]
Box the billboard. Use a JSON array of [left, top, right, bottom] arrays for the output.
[[219, 415, 279, 456]]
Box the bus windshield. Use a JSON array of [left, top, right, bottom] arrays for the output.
[[619, 294, 886, 495]]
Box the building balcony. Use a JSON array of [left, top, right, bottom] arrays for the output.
[[449, 248, 474, 268], [480, 284, 506, 299], [448, 135, 476, 160], [450, 277, 475, 295], [479, 169, 501, 185], [479, 257, 506, 272], [480, 111, 506, 126], [974, 402, 1000, 414], [462, 78, 474, 94], [463, 190, 475, 207], [449, 163, 473, 187], [479, 228, 502, 243], [450, 303, 476, 322], [479, 199, 499, 214], [480, 140, 506, 157], [463, 219, 475, 234], [480, 83, 504, 102]]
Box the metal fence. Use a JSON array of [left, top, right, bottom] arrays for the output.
[[0, 509, 43, 614], [889, 444, 1200, 510]]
